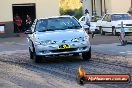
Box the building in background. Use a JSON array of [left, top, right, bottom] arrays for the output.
[[0, 0, 59, 37], [81, 0, 131, 16]]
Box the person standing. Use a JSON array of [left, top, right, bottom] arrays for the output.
[[84, 9, 91, 33], [85, 9, 91, 27], [14, 14, 22, 33], [26, 15, 32, 30], [84, 9, 95, 38]]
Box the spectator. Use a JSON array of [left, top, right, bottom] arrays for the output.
[[14, 14, 22, 33], [84, 9, 91, 33], [26, 14, 32, 30], [85, 9, 89, 14], [84, 10, 91, 27], [84, 9, 95, 38]]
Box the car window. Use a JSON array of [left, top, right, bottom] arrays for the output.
[[91, 17, 96, 22], [91, 16, 101, 22], [81, 17, 85, 21], [107, 15, 111, 22], [35, 19, 47, 32], [102, 14, 109, 21], [35, 17, 81, 32], [111, 14, 132, 21], [102, 14, 111, 22]]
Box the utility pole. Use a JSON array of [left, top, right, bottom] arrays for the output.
[[104, 0, 106, 14], [131, 0, 132, 7]]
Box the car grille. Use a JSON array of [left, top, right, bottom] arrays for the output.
[[51, 48, 77, 53], [126, 24, 132, 26]]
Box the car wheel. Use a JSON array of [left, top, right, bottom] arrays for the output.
[[32, 51, 42, 63], [82, 47, 91, 60], [29, 47, 33, 59], [32, 46, 42, 63], [99, 26, 105, 35], [112, 26, 118, 36]]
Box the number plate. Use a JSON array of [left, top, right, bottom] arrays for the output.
[[58, 44, 70, 49]]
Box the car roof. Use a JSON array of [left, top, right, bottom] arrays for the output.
[[38, 15, 73, 20], [106, 13, 128, 15]]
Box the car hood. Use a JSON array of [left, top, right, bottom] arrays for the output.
[[90, 22, 96, 26], [34, 29, 87, 41]]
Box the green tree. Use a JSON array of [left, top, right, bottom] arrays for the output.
[[59, 0, 83, 19]]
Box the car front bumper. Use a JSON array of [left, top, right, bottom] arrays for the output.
[[34, 42, 91, 56], [116, 27, 132, 33]]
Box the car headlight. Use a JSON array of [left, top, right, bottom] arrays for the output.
[[71, 38, 80, 42], [34, 41, 42, 45], [71, 37, 85, 42]]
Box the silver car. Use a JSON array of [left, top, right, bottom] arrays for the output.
[[25, 16, 91, 63]]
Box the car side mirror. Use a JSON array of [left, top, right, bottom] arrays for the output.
[[25, 28, 33, 34]]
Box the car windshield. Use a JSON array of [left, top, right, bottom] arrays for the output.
[[35, 17, 82, 32], [111, 14, 132, 21]]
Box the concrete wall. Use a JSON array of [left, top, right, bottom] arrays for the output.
[[105, 0, 112, 13], [0, 0, 59, 22], [82, 0, 131, 16], [110, 0, 130, 13], [95, 0, 101, 16], [0, 0, 59, 37], [82, 0, 92, 16]]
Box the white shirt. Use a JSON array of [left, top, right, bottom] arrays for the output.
[[85, 13, 91, 25]]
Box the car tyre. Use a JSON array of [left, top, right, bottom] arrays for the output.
[[99, 26, 105, 35], [112, 26, 118, 36], [32, 46, 42, 63], [32, 51, 42, 63], [29, 47, 33, 59], [82, 47, 91, 60]]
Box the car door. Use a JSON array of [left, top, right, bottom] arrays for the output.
[[79, 16, 89, 28], [101, 14, 112, 32], [79, 16, 85, 25]]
